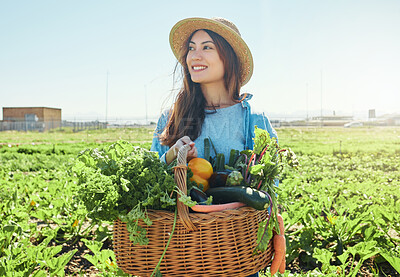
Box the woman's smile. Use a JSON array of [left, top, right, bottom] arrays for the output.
[[192, 65, 208, 71]]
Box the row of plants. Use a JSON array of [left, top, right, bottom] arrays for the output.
[[0, 141, 129, 276], [278, 128, 400, 276], [0, 127, 399, 276]]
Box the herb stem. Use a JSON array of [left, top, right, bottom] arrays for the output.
[[257, 145, 269, 163], [255, 193, 273, 251], [150, 208, 178, 277], [256, 179, 263, 190], [245, 153, 256, 181]]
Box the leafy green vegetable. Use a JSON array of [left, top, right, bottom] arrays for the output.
[[255, 218, 273, 253], [72, 140, 177, 245], [253, 126, 274, 155]]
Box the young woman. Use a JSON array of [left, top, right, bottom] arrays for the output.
[[151, 18, 278, 276], [151, 17, 277, 167]]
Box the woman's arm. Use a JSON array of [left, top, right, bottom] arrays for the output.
[[150, 111, 170, 162]]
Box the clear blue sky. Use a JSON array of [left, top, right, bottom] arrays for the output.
[[1, 0, 399, 122]]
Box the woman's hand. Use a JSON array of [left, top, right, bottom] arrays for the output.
[[166, 136, 198, 164]]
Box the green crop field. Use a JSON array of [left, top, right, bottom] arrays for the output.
[[1, 126, 399, 276]]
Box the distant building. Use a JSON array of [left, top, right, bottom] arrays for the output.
[[309, 115, 354, 126], [369, 109, 376, 119], [270, 119, 281, 128], [1, 107, 61, 131], [378, 114, 400, 126]]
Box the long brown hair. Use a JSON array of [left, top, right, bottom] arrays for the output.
[[160, 29, 242, 147]]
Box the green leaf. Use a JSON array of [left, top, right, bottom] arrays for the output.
[[337, 251, 350, 266], [83, 253, 99, 267], [313, 248, 333, 272], [363, 226, 377, 241], [253, 126, 272, 155], [31, 270, 48, 277], [48, 249, 77, 276], [380, 250, 400, 274], [81, 238, 103, 254], [99, 250, 114, 263], [249, 164, 264, 176], [352, 241, 378, 259], [177, 193, 197, 208], [254, 219, 273, 253], [120, 177, 130, 192]]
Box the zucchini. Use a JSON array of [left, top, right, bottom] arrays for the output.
[[206, 186, 270, 210], [215, 153, 225, 171], [228, 149, 240, 167], [204, 138, 211, 162]]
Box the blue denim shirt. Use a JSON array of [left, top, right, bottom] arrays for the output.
[[150, 93, 278, 163]]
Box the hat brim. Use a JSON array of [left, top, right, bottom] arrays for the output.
[[169, 17, 253, 86]]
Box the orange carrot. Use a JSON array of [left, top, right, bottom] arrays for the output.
[[271, 214, 286, 275], [277, 213, 285, 235], [270, 234, 286, 275], [279, 255, 286, 274]]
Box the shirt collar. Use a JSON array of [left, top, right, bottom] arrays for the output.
[[239, 93, 253, 107]]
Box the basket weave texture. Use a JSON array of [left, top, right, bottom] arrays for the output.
[[113, 145, 274, 276]]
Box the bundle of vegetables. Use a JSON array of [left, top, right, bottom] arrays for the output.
[[189, 126, 299, 253], [237, 127, 298, 252], [72, 140, 180, 245]]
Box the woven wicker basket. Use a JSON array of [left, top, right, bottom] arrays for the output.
[[113, 145, 274, 277]]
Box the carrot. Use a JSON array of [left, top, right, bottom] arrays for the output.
[[277, 214, 285, 235], [271, 214, 286, 275], [270, 234, 286, 275], [279, 255, 286, 274]]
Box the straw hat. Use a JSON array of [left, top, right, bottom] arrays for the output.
[[169, 17, 254, 86]]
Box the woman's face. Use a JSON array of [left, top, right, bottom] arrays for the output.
[[186, 30, 225, 86]]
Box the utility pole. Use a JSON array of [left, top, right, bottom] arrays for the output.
[[105, 70, 109, 128], [144, 84, 148, 125], [320, 69, 323, 127], [306, 82, 309, 121]]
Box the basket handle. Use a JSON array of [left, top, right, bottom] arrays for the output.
[[174, 144, 198, 232]]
